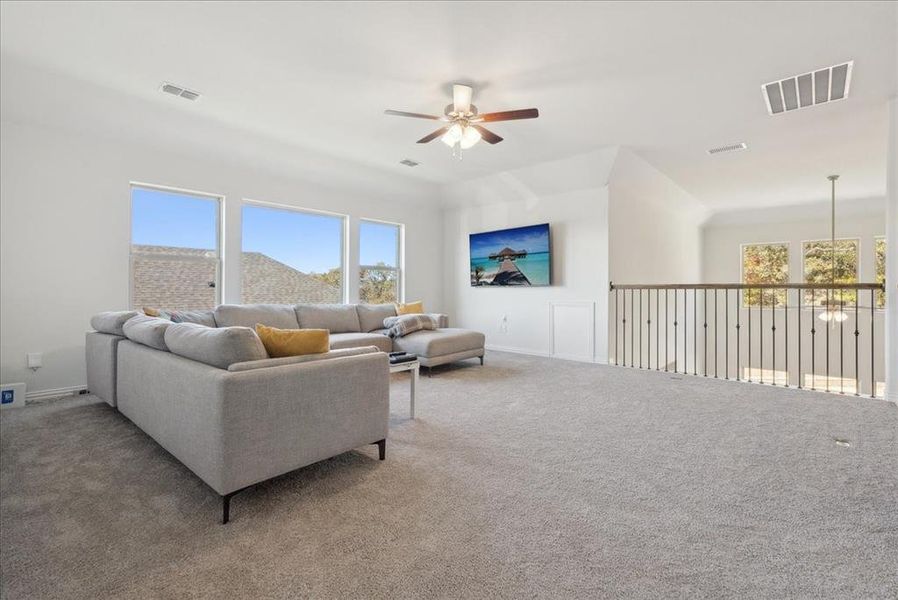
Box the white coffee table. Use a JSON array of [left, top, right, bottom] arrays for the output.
[[389, 359, 419, 418]]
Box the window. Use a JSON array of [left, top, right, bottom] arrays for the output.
[[875, 237, 885, 309], [802, 239, 858, 306], [359, 220, 402, 304], [241, 203, 345, 304], [130, 184, 221, 310], [741, 243, 788, 307]]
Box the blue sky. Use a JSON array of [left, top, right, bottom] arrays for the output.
[[132, 187, 399, 273], [469, 223, 550, 259]]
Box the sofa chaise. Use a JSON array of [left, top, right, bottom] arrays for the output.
[[85, 303, 485, 523]]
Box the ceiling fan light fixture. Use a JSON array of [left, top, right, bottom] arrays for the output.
[[441, 123, 464, 146], [459, 126, 482, 149]]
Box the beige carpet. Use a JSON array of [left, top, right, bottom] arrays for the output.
[[1, 352, 896, 599]]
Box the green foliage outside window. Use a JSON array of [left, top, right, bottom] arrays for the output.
[[803, 239, 858, 307], [742, 243, 788, 307], [359, 263, 398, 304], [875, 238, 886, 309]]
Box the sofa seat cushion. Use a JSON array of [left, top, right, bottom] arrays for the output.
[[123, 314, 172, 351], [329, 332, 392, 353], [91, 310, 139, 336], [356, 303, 397, 332], [214, 304, 299, 329], [164, 322, 268, 369], [392, 328, 485, 358], [295, 304, 361, 333]]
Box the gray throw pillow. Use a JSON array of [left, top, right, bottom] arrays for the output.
[[90, 310, 139, 336], [384, 314, 438, 339], [122, 314, 172, 351], [164, 322, 268, 369]]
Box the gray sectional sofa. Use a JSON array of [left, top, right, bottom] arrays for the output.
[[85, 303, 485, 523]]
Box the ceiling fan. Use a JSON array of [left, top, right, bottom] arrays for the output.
[[385, 84, 539, 155]]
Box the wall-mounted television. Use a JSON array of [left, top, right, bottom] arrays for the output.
[[469, 223, 551, 287]]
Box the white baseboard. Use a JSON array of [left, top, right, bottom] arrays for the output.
[[485, 344, 551, 358], [26, 384, 87, 401]]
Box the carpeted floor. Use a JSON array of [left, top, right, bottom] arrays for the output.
[[1, 352, 896, 599]]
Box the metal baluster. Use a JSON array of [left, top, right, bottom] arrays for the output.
[[825, 287, 830, 392], [684, 288, 688, 373], [854, 295, 859, 396], [646, 290, 651, 371], [736, 289, 741, 381], [748, 289, 752, 383], [639, 288, 642, 369], [840, 289, 844, 394], [674, 289, 678, 373], [771, 288, 776, 385], [784, 289, 789, 387], [871, 289, 876, 398], [630, 290, 636, 367], [664, 289, 670, 373], [614, 288, 619, 366], [760, 290, 764, 384], [656, 290, 660, 371], [725, 289, 729, 380], [714, 290, 719, 378], [703, 289, 708, 377], [811, 297, 816, 391], [798, 288, 802, 389], [622, 290, 627, 368], [693, 289, 697, 376]]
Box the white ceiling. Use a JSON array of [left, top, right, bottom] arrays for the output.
[[1, 1, 895, 212]]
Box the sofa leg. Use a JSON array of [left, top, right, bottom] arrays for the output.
[[479, 356, 484, 366], [222, 492, 235, 525], [375, 439, 386, 460]]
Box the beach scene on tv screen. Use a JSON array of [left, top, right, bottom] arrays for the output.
[[469, 224, 550, 287]]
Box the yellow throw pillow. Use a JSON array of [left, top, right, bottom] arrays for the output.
[[143, 307, 161, 317], [255, 324, 329, 358], [395, 301, 424, 315]]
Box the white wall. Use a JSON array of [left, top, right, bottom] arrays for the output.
[[441, 150, 615, 363], [607, 149, 706, 370], [0, 119, 443, 395]]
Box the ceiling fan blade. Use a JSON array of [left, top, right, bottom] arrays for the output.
[[472, 125, 503, 144], [453, 84, 473, 113], [417, 126, 450, 144], [384, 109, 444, 120], [477, 108, 540, 122]]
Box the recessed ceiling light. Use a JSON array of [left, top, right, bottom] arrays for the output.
[[762, 61, 852, 115], [160, 82, 201, 101], [399, 159, 420, 167], [707, 142, 748, 155]]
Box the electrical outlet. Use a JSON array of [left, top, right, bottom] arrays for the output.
[[27, 353, 42, 370]]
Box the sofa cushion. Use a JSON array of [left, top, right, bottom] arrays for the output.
[[90, 310, 139, 336], [123, 314, 172, 351], [356, 303, 397, 333], [392, 328, 485, 358], [214, 304, 299, 329], [227, 346, 380, 372], [164, 322, 268, 369], [329, 332, 393, 353], [255, 324, 329, 357], [295, 304, 361, 333]]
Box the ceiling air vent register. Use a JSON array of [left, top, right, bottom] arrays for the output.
[[762, 61, 852, 115], [399, 159, 420, 167], [160, 82, 201, 101], [707, 142, 747, 155]]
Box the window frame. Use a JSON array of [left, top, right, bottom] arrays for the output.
[[359, 217, 405, 304], [241, 198, 349, 304], [800, 236, 861, 308], [129, 181, 224, 310], [739, 241, 791, 308]]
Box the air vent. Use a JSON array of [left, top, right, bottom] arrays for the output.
[[399, 159, 420, 167], [160, 82, 201, 101], [707, 142, 747, 155], [762, 61, 852, 115]]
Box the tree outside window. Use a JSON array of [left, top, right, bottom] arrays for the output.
[[802, 239, 858, 307], [875, 237, 885, 309], [741, 243, 789, 307]]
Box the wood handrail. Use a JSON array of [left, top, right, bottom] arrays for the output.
[[610, 282, 885, 291]]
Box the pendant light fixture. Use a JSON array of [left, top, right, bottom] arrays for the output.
[[819, 174, 848, 323]]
